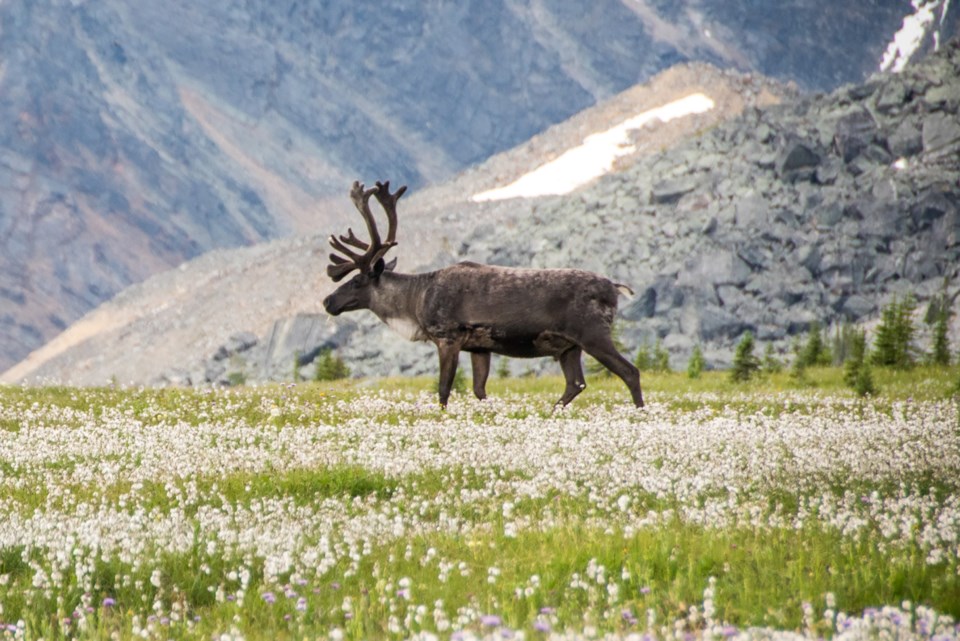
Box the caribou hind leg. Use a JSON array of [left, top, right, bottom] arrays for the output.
[[470, 352, 491, 400], [580, 332, 644, 407], [557, 346, 586, 406]]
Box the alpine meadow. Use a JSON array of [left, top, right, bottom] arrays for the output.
[[1, 369, 959, 640]]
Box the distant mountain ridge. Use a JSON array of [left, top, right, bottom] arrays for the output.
[[5, 37, 960, 386], [1, 0, 957, 372]]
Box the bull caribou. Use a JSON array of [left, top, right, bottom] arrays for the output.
[[323, 180, 644, 408]]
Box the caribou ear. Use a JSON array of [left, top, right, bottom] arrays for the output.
[[370, 258, 386, 278], [384, 257, 397, 272]]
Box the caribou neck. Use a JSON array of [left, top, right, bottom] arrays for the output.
[[369, 271, 432, 337]]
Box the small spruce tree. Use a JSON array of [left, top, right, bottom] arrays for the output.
[[314, 348, 351, 381], [843, 328, 876, 396], [653, 339, 671, 372], [633, 341, 653, 372], [687, 344, 705, 379], [731, 331, 761, 382], [930, 297, 952, 366], [832, 322, 858, 366], [789, 335, 807, 381], [762, 343, 783, 374], [495, 356, 511, 379], [798, 320, 831, 367], [872, 295, 917, 369]]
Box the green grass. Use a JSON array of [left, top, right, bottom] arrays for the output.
[[0, 366, 958, 640]]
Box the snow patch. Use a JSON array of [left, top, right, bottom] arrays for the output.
[[471, 93, 715, 202], [880, 0, 946, 72]]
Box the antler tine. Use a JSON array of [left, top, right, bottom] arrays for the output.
[[327, 261, 359, 282], [328, 234, 364, 263], [370, 181, 406, 265], [327, 180, 403, 281], [350, 181, 382, 252], [338, 228, 369, 250]]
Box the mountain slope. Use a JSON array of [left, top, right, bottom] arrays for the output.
[[2, 0, 958, 372], [11, 35, 960, 386], [0, 62, 792, 385]]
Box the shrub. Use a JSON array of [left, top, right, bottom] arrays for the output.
[[314, 348, 351, 381], [633, 342, 652, 372], [831, 322, 859, 365], [929, 295, 952, 366], [496, 356, 511, 379], [635, 339, 671, 373], [731, 332, 761, 383], [652, 339, 671, 372], [762, 344, 783, 374], [687, 345, 705, 379], [843, 328, 876, 396], [797, 320, 831, 368]]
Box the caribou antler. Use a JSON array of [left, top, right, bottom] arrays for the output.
[[327, 180, 406, 282]]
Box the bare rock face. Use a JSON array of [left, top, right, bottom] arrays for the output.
[[169, 40, 960, 380], [451, 38, 960, 371]]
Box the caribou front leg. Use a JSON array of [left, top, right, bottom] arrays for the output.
[[470, 352, 491, 400], [557, 346, 586, 406], [436, 339, 462, 407]]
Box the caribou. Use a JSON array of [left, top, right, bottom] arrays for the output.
[[323, 180, 644, 408]]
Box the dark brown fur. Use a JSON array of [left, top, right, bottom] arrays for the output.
[[323, 182, 643, 408]]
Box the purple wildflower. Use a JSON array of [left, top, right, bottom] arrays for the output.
[[481, 614, 503, 627], [534, 620, 551, 632], [262, 591, 276, 604], [102, 597, 116, 608]]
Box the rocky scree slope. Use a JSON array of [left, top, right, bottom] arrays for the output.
[[0, 63, 791, 386], [1, 0, 955, 373], [459, 38, 960, 369]]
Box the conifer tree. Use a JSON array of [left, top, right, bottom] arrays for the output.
[[844, 328, 876, 396], [930, 297, 952, 366], [314, 348, 351, 381], [496, 356, 511, 379], [633, 341, 652, 372], [798, 320, 831, 367], [762, 343, 783, 373], [872, 296, 917, 369], [687, 344, 705, 379], [731, 332, 760, 382], [653, 339, 671, 372]]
